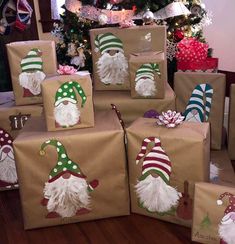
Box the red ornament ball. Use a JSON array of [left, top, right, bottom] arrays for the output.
[[174, 30, 184, 42]]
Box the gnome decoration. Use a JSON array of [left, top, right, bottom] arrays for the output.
[[95, 32, 128, 85], [184, 83, 213, 123], [217, 192, 235, 244], [54, 81, 87, 128], [0, 128, 18, 189], [135, 137, 181, 213], [40, 139, 99, 218], [19, 48, 46, 96], [135, 63, 161, 97]]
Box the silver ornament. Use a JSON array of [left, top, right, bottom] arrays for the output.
[[98, 13, 108, 25], [142, 9, 154, 24]]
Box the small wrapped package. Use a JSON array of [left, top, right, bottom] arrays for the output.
[[174, 72, 226, 150], [228, 84, 235, 159], [6, 40, 57, 105], [90, 25, 166, 90], [13, 110, 130, 229], [126, 118, 210, 227], [41, 74, 94, 131], [192, 182, 235, 244], [129, 51, 166, 98]]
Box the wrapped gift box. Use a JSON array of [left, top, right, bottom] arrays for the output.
[[192, 182, 235, 244], [90, 25, 166, 90], [126, 118, 210, 227], [13, 110, 130, 229], [6, 40, 57, 105], [41, 74, 94, 132], [228, 84, 235, 159], [174, 72, 226, 150], [129, 51, 166, 99]]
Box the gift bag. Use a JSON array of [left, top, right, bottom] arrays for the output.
[[13, 110, 130, 229], [90, 25, 166, 90], [129, 51, 166, 98], [41, 74, 94, 131], [126, 117, 210, 227], [228, 84, 235, 159], [174, 72, 226, 150], [192, 182, 235, 244], [6, 40, 57, 105]]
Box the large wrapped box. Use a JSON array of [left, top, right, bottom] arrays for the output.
[[90, 25, 166, 90], [13, 110, 130, 229], [174, 72, 226, 150], [41, 74, 94, 131], [7, 41, 57, 105], [94, 82, 175, 125], [126, 118, 210, 227], [228, 84, 235, 159], [192, 182, 235, 244], [129, 51, 166, 99]]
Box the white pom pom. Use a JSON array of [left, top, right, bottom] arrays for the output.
[[217, 199, 223, 205]]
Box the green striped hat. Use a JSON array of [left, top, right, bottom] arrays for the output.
[[54, 81, 87, 107], [20, 48, 43, 72], [135, 63, 161, 83], [94, 33, 124, 55]]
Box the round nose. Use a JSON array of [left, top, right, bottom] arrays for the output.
[[2, 147, 11, 154], [62, 101, 69, 105], [62, 172, 71, 179]]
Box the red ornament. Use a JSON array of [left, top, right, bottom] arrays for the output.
[[174, 30, 184, 42]]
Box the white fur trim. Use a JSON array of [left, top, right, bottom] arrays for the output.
[[217, 199, 223, 205], [54, 97, 77, 107]]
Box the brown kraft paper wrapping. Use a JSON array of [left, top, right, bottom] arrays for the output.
[[126, 118, 210, 227], [94, 82, 175, 125], [192, 182, 235, 244], [90, 25, 166, 90], [41, 74, 94, 132], [228, 84, 235, 159], [6, 41, 57, 105], [13, 111, 130, 229], [129, 51, 166, 99], [174, 72, 226, 150]]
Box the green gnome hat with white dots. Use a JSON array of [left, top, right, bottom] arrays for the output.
[[135, 63, 161, 83], [21, 48, 43, 72], [40, 139, 85, 181], [54, 81, 87, 107]]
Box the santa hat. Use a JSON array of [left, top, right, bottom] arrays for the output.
[[54, 81, 87, 107], [217, 192, 235, 215], [94, 32, 124, 55], [136, 137, 171, 184], [184, 83, 213, 122], [135, 63, 161, 83], [20, 48, 43, 72], [0, 128, 13, 151]]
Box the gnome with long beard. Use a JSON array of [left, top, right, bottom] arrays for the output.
[[95, 32, 128, 85], [135, 63, 160, 97], [217, 192, 235, 244], [19, 48, 46, 96], [40, 139, 99, 218], [0, 128, 18, 189], [54, 81, 87, 128], [135, 137, 181, 213]]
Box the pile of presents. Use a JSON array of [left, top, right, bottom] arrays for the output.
[[0, 25, 235, 244]]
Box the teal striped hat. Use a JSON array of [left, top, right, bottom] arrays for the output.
[[20, 48, 43, 72], [94, 33, 124, 55], [135, 63, 161, 83]]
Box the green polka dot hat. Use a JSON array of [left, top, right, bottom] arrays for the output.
[[54, 81, 87, 107], [135, 63, 161, 83], [40, 139, 85, 182], [21, 48, 43, 72]]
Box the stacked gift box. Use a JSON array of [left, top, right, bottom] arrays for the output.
[[0, 25, 234, 243]]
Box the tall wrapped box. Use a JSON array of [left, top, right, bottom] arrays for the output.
[[41, 74, 94, 131], [228, 84, 235, 159], [129, 51, 166, 98], [13, 110, 130, 229], [126, 118, 210, 227], [174, 72, 226, 150], [192, 182, 235, 244], [90, 25, 166, 90], [6, 41, 57, 105]]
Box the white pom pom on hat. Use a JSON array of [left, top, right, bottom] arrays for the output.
[[217, 199, 223, 205]]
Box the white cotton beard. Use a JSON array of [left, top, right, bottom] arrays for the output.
[[96, 52, 128, 85], [135, 175, 180, 213], [219, 219, 235, 244], [185, 110, 202, 123], [44, 175, 90, 218], [135, 78, 156, 97], [54, 102, 80, 127], [19, 71, 46, 95], [0, 152, 17, 184]]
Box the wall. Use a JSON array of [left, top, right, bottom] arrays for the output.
[[203, 0, 235, 72]]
